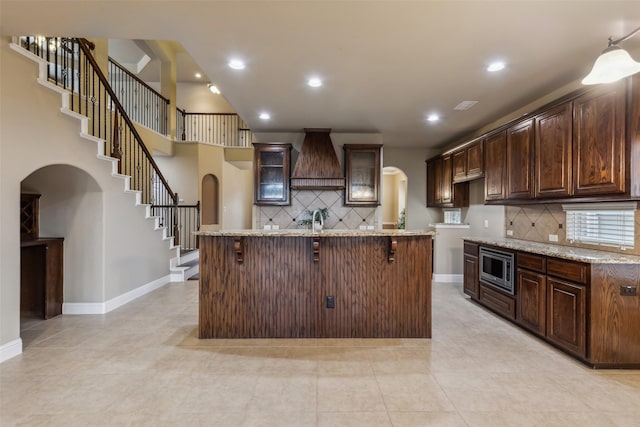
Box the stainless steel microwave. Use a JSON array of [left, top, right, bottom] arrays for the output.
[[479, 247, 515, 295]]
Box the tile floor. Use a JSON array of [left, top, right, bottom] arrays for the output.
[[1, 281, 639, 426]]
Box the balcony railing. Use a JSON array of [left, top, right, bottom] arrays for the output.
[[176, 109, 253, 148], [108, 58, 169, 135]]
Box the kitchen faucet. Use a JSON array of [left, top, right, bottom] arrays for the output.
[[312, 209, 324, 232]]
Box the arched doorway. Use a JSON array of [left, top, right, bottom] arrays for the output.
[[381, 167, 408, 229], [20, 165, 103, 345], [201, 174, 220, 226]]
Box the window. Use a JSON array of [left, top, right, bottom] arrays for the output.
[[444, 208, 462, 224], [563, 203, 636, 250]]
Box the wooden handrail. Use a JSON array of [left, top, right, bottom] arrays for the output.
[[108, 57, 169, 104], [76, 38, 177, 202]]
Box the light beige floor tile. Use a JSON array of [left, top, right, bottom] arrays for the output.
[[243, 410, 316, 427], [317, 376, 386, 412], [388, 411, 467, 427], [317, 411, 392, 427]]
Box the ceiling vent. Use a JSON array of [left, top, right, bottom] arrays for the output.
[[454, 100, 479, 111], [291, 128, 345, 190]]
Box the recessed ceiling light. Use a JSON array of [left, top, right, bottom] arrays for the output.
[[208, 84, 220, 94], [195, 72, 202, 79], [228, 59, 246, 70], [259, 112, 271, 120], [427, 114, 440, 123], [487, 61, 506, 72], [307, 77, 323, 87]]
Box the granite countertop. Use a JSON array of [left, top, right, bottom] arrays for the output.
[[195, 229, 436, 237], [464, 237, 640, 264]]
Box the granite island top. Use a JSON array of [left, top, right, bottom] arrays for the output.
[[195, 229, 436, 237], [464, 237, 640, 264]]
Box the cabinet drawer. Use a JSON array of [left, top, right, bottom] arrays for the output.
[[517, 252, 546, 273], [547, 258, 588, 284], [479, 284, 515, 320], [464, 241, 479, 256]]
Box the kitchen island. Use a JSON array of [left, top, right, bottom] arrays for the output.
[[195, 229, 434, 339]]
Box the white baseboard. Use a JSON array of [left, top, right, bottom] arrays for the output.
[[433, 274, 463, 283], [0, 338, 23, 363], [62, 274, 171, 315]]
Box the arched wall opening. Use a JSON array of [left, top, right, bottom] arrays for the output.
[[201, 173, 220, 226], [381, 166, 408, 229], [20, 164, 104, 344]]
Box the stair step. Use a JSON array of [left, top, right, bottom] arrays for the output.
[[178, 259, 198, 268]]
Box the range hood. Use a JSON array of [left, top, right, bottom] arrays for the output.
[[291, 128, 345, 189]]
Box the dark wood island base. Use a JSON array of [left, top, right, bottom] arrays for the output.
[[196, 230, 433, 339]]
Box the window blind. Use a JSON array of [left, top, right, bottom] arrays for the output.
[[563, 203, 636, 249]]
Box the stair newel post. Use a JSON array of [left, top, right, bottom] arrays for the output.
[[196, 200, 201, 249], [173, 194, 180, 248], [112, 109, 122, 174]]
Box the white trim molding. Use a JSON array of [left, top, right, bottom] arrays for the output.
[[433, 274, 464, 283], [62, 275, 171, 315], [0, 338, 23, 363]]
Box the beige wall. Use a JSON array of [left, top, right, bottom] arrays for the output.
[[1, 39, 173, 356], [176, 82, 236, 113]]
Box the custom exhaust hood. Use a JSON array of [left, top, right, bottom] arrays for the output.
[[291, 128, 345, 190]]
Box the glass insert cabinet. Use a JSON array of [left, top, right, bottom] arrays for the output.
[[253, 143, 292, 205], [343, 144, 382, 206]]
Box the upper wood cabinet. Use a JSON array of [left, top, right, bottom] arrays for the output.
[[484, 131, 507, 201], [344, 144, 381, 206], [572, 80, 627, 196], [453, 141, 484, 183], [426, 155, 469, 208], [253, 143, 291, 206], [506, 119, 534, 199], [535, 103, 573, 198]]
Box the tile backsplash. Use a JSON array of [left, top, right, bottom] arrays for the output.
[[256, 190, 378, 230], [505, 204, 640, 256]]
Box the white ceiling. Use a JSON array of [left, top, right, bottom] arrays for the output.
[[2, 1, 640, 149]]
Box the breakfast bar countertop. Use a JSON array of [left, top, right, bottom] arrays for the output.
[[194, 229, 436, 237], [463, 237, 640, 264]]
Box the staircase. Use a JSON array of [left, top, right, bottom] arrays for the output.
[[11, 36, 199, 284]]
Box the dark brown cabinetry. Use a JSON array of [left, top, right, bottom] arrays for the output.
[[535, 103, 573, 198], [484, 131, 507, 201], [21, 238, 64, 319], [463, 242, 479, 300], [253, 143, 291, 206], [463, 240, 640, 367], [344, 144, 382, 206], [546, 277, 586, 358], [426, 156, 469, 208], [516, 252, 547, 337], [453, 141, 484, 183], [506, 119, 534, 199], [572, 80, 627, 196]]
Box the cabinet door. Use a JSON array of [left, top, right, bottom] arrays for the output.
[[506, 119, 534, 199], [466, 141, 484, 179], [344, 145, 381, 206], [463, 254, 479, 300], [546, 277, 586, 358], [517, 268, 546, 336], [535, 103, 573, 198], [253, 143, 291, 205], [440, 155, 453, 204], [452, 150, 467, 182], [426, 157, 442, 206], [573, 81, 627, 196], [484, 131, 507, 201]]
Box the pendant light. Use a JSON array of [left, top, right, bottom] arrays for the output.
[[582, 26, 640, 85]]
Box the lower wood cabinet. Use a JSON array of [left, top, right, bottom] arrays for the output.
[[516, 268, 547, 337], [546, 277, 586, 358], [20, 238, 64, 319], [463, 240, 640, 368], [463, 254, 479, 300], [463, 241, 479, 300]]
